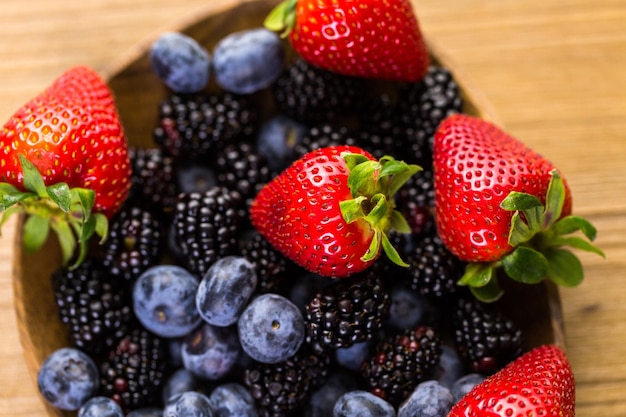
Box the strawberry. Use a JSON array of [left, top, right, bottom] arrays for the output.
[[448, 344, 575, 417], [433, 114, 603, 301], [0, 65, 131, 266], [265, 0, 429, 82], [250, 145, 420, 278]]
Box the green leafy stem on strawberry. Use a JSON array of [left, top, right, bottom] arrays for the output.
[[460, 169, 604, 302], [340, 153, 421, 267], [0, 155, 108, 268]]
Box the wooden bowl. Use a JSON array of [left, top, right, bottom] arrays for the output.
[[12, 0, 566, 415]]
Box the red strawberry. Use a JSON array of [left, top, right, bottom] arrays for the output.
[[448, 344, 575, 417], [433, 114, 603, 301], [250, 145, 419, 277], [0, 65, 131, 266], [265, 0, 429, 82]]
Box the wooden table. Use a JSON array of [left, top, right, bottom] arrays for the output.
[[0, 0, 624, 415]]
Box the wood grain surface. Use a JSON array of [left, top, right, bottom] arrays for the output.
[[0, 0, 624, 416]]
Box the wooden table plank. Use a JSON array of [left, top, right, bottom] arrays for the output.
[[0, 1, 624, 416]]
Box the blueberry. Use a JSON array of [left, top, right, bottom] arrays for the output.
[[304, 372, 358, 417], [237, 293, 304, 364], [133, 265, 202, 338], [176, 164, 217, 194], [213, 28, 285, 94], [163, 368, 199, 404], [386, 284, 427, 330], [78, 396, 124, 417], [169, 338, 185, 369], [164, 391, 215, 417], [397, 380, 454, 417], [37, 347, 99, 411], [335, 341, 370, 372], [209, 382, 258, 417], [432, 345, 464, 389], [332, 390, 396, 417], [182, 323, 240, 380], [450, 373, 485, 403], [256, 115, 307, 173], [127, 407, 164, 417], [150, 32, 211, 93], [196, 256, 257, 326]]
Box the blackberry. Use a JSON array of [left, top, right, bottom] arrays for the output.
[[215, 141, 272, 211], [172, 186, 242, 277], [354, 129, 398, 160], [240, 231, 295, 295], [153, 92, 257, 160], [361, 326, 441, 407], [101, 206, 163, 285], [127, 146, 178, 219], [293, 124, 356, 159], [273, 58, 364, 123], [244, 346, 331, 417], [452, 295, 525, 374], [396, 66, 463, 152], [52, 259, 132, 357], [405, 232, 466, 298], [304, 271, 391, 349], [99, 328, 169, 413]]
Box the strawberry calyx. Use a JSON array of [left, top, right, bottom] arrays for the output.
[[0, 155, 109, 268], [459, 169, 604, 302], [264, 0, 298, 37], [340, 152, 421, 267]]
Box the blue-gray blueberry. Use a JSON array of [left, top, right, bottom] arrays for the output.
[[78, 396, 124, 417], [150, 32, 211, 93], [397, 380, 454, 417], [209, 382, 258, 417], [163, 391, 215, 417], [182, 323, 240, 380], [213, 28, 284, 94], [332, 390, 396, 417], [196, 256, 257, 326], [37, 347, 99, 411], [133, 265, 202, 338], [237, 293, 304, 364]]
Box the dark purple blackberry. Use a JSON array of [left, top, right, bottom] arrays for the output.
[[361, 326, 441, 407], [304, 271, 391, 350], [127, 146, 178, 219], [101, 206, 163, 285], [99, 328, 169, 413], [51, 259, 132, 357], [396, 65, 463, 153], [172, 186, 242, 277], [215, 141, 272, 210], [240, 231, 295, 295], [354, 129, 398, 160], [452, 295, 525, 375], [293, 124, 357, 159], [273, 58, 364, 123], [153, 92, 257, 160], [244, 346, 331, 417], [405, 232, 466, 298]]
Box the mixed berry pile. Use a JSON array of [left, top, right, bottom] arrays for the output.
[[35, 27, 532, 417]]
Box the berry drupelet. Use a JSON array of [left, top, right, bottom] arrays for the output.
[[171, 186, 242, 277], [52, 259, 133, 357], [304, 271, 391, 350], [99, 328, 169, 413], [361, 326, 442, 407], [451, 295, 525, 374]]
